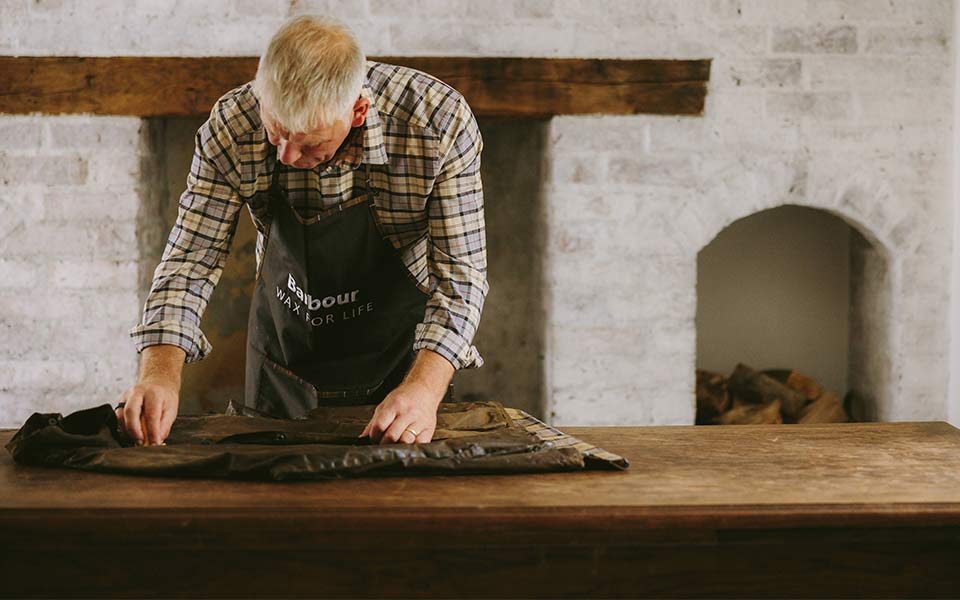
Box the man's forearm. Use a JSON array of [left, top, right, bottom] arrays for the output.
[[402, 348, 455, 404], [138, 345, 187, 389]]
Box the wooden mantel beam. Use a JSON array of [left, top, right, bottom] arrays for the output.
[[0, 56, 710, 118]]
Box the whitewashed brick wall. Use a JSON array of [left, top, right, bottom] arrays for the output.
[[0, 115, 147, 425], [0, 0, 954, 426]]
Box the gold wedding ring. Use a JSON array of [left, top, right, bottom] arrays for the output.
[[404, 427, 419, 438]]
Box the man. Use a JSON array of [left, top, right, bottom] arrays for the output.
[[117, 15, 488, 447]]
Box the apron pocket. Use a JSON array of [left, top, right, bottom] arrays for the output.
[[255, 352, 320, 420]]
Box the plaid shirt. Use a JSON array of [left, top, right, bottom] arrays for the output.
[[129, 61, 488, 370]]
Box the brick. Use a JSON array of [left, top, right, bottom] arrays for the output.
[[814, 0, 896, 22], [0, 221, 139, 259], [0, 259, 44, 288], [130, 0, 178, 17], [416, 0, 471, 17], [772, 25, 857, 54], [0, 359, 86, 389], [45, 121, 142, 151], [807, 56, 950, 91], [0, 0, 28, 19], [889, 0, 952, 24], [204, 20, 283, 55], [466, 0, 515, 19], [0, 291, 85, 322], [84, 153, 145, 186], [0, 120, 44, 151], [608, 155, 698, 187], [473, 23, 575, 55], [231, 0, 286, 17], [371, 0, 419, 17], [0, 319, 59, 359], [390, 22, 477, 54], [706, 0, 742, 19], [44, 190, 141, 221], [0, 191, 46, 239], [741, 0, 810, 22], [128, 0, 225, 21], [804, 121, 943, 160], [548, 116, 650, 152], [722, 0, 809, 24], [27, 0, 72, 13], [701, 92, 795, 151], [514, 0, 555, 18], [547, 189, 646, 223], [864, 26, 950, 54], [675, 24, 768, 57], [320, 0, 374, 22], [0, 153, 88, 186], [722, 58, 802, 89], [57, 320, 138, 356], [77, 355, 139, 392], [547, 153, 606, 184], [858, 89, 950, 125], [51, 259, 138, 289], [79, 290, 142, 322], [766, 92, 852, 122]]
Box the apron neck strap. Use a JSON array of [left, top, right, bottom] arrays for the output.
[[270, 148, 283, 192]]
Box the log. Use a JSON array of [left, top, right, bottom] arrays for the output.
[[696, 369, 730, 425], [727, 363, 808, 421], [719, 399, 783, 425], [785, 371, 824, 401], [799, 392, 849, 424]]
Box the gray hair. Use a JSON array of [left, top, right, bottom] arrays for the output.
[[253, 15, 367, 133]]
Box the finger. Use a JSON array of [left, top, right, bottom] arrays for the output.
[[143, 397, 163, 446], [415, 425, 435, 444], [123, 390, 145, 445], [381, 418, 415, 445], [115, 389, 129, 428], [368, 408, 397, 443], [359, 420, 371, 438], [399, 429, 416, 444], [158, 403, 178, 445]]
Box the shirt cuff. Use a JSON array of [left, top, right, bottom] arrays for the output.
[[128, 320, 213, 364], [413, 322, 484, 371]]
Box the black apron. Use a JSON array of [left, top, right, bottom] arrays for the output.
[[244, 151, 445, 419]]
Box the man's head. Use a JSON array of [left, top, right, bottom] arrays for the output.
[[253, 15, 370, 170]]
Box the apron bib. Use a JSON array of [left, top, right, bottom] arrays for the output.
[[244, 151, 431, 419]]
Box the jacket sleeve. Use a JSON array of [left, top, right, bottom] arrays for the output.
[[412, 97, 490, 370], [128, 104, 245, 363]]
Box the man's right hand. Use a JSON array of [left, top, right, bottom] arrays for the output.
[[116, 345, 186, 446], [116, 380, 180, 446]]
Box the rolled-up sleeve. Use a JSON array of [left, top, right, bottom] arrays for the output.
[[413, 98, 489, 370], [128, 104, 244, 363]]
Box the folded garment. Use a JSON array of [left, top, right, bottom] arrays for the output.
[[4, 400, 628, 481]]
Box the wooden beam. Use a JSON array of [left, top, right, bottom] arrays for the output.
[[0, 56, 710, 118]]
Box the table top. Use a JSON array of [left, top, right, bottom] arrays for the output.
[[3, 421, 960, 531]]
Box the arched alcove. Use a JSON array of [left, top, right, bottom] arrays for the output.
[[696, 204, 892, 422]]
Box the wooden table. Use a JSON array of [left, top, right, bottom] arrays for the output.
[[2, 422, 960, 598]]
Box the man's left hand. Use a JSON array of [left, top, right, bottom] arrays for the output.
[[360, 380, 442, 444]]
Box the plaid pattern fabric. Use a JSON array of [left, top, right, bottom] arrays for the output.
[[130, 61, 489, 370], [505, 408, 630, 469]]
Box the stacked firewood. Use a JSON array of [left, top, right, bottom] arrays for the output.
[[696, 363, 850, 425]]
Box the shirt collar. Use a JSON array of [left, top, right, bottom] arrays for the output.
[[326, 82, 388, 171]]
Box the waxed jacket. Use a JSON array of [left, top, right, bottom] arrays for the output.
[[5, 401, 628, 481]]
